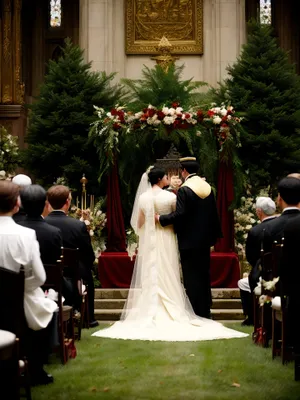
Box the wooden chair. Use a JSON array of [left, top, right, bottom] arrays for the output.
[[43, 262, 74, 364], [61, 247, 88, 340], [0, 330, 19, 400], [0, 267, 31, 400], [253, 241, 281, 348]]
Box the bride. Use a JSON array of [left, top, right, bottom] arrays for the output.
[[93, 167, 248, 341]]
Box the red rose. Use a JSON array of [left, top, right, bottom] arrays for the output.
[[184, 113, 191, 119], [157, 111, 165, 120], [197, 110, 204, 122], [148, 109, 156, 118], [111, 109, 118, 116], [113, 123, 121, 130], [172, 102, 179, 108], [207, 110, 214, 117]]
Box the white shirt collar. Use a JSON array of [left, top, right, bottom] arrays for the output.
[[0, 216, 15, 224], [262, 215, 276, 222], [282, 207, 300, 212]]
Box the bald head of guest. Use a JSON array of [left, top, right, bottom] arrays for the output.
[[287, 173, 300, 180]]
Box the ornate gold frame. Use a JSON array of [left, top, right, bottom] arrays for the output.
[[125, 0, 203, 55]]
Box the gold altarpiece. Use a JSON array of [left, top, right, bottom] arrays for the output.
[[0, 0, 26, 146], [125, 0, 203, 55]]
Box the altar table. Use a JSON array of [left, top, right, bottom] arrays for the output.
[[98, 251, 240, 288]]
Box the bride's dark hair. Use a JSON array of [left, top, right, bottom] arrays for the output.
[[147, 167, 166, 186]]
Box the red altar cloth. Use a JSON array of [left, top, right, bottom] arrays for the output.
[[98, 251, 240, 288]]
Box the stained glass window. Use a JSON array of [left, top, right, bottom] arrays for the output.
[[260, 0, 271, 25], [50, 0, 61, 28]]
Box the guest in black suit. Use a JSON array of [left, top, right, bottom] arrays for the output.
[[263, 177, 300, 251], [18, 185, 62, 264], [282, 213, 300, 366], [238, 197, 277, 326], [157, 157, 222, 318], [46, 185, 98, 327]]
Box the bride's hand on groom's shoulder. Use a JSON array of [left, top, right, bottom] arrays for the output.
[[155, 213, 160, 223]]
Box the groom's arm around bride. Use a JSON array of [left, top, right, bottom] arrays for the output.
[[157, 157, 222, 319]]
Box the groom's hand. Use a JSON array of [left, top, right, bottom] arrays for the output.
[[155, 213, 160, 223]]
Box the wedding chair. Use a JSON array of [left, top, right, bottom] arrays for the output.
[[61, 247, 88, 340], [253, 241, 281, 348], [43, 261, 74, 364], [0, 267, 31, 400]]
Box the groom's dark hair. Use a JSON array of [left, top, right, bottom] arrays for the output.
[[148, 167, 166, 186], [180, 160, 199, 174]]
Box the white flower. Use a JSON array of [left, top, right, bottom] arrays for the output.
[[96, 210, 102, 217], [84, 219, 90, 226], [213, 116, 222, 125], [134, 111, 143, 118], [175, 107, 183, 115], [227, 115, 232, 120], [163, 116, 175, 125], [220, 108, 227, 116], [196, 131, 202, 137], [246, 225, 252, 230], [250, 218, 256, 224], [89, 230, 94, 237], [148, 104, 154, 109], [168, 108, 176, 116], [162, 107, 169, 115], [79, 217, 84, 222], [106, 112, 112, 118]]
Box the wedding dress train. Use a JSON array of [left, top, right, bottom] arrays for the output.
[[93, 185, 248, 342]]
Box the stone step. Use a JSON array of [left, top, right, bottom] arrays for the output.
[[94, 298, 242, 310], [94, 288, 240, 300], [94, 308, 244, 321]]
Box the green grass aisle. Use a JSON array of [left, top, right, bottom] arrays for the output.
[[32, 325, 300, 400]]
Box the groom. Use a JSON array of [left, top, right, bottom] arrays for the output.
[[156, 157, 222, 318]]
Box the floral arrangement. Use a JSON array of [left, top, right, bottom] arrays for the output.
[[0, 125, 20, 177], [91, 102, 242, 164], [234, 195, 258, 260], [68, 201, 107, 256], [126, 229, 138, 260], [256, 277, 280, 306]]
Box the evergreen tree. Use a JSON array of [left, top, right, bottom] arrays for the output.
[[24, 38, 123, 194], [216, 21, 300, 190]]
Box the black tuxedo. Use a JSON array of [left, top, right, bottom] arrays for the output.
[[159, 176, 221, 318], [282, 216, 300, 351], [13, 208, 27, 223], [45, 211, 96, 320], [19, 216, 62, 264], [263, 209, 300, 252]]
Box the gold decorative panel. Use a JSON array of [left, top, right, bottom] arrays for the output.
[[125, 0, 203, 55]]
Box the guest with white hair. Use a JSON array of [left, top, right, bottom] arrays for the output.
[[238, 196, 277, 326], [12, 173, 32, 223]]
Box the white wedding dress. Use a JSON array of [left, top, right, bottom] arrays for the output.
[[93, 183, 248, 342]]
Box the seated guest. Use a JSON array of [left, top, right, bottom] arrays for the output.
[[0, 181, 56, 385], [19, 184, 75, 307], [46, 185, 98, 327], [238, 196, 277, 326], [282, 213, 300, 364], [263, 177, 300, 251], [12, 174, 32, 223], [18, 184, 62, 264]]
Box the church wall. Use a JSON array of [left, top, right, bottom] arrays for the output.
[[79, 0, 246, 87]]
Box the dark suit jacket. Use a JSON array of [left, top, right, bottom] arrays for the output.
[[18, 216, 62, 264], [159, 178, 222, 250], [45, 211, 95, 279], [13, 209, 27, 223], [281, 214, 300, 293], [246, 216, 277, 269], [263, 209, 300, 252]]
